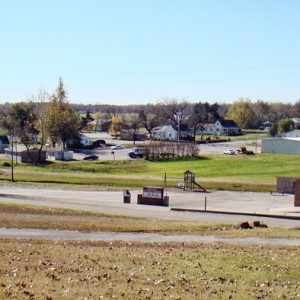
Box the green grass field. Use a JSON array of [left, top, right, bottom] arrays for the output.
[[1, 153, 299, 191], [196, 130, 269, 142]]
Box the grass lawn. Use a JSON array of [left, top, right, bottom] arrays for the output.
[[196, 130, 269, 142], [1, 153, 300, 191], [0, 239, 299, 299]]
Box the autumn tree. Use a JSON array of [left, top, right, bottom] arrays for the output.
[[80, 111, 94, 131], [109, 114, 121, 136], [45, 78, 80, 149], [227, 98, 258, 129]]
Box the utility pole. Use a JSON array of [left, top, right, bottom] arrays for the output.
[[11, 139, 14, 182], [255, 130, 258, 154]]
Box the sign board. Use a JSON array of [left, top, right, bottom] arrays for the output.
[[277, 177, 300, 194], [143, 187, 164, 200], [294, 179, 300, 206], [295, 179, 300, 195]]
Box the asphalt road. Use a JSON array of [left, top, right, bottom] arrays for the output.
[[0, 186, 299, 228]]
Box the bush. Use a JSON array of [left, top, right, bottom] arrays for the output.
[[145, 142, 199, 160], [2, 161, 11, 167]]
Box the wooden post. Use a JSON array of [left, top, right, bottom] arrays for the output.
[[204, 196, 207, 211], [164, 172, 167, 191], [11, 139, 14, 182]]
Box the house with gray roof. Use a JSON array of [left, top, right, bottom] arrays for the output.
[[198, 120, 240, 136]]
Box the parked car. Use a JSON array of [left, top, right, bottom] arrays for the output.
[[83, 155, 99, 161], [111, 145, 124, 150], [92, 140, 106, 147], [176, 182, 185, 189], [223, 149, 235, 155]]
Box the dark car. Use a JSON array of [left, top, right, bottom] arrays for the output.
[[92, 140, 106, 147], [83, 155, 99, 161]]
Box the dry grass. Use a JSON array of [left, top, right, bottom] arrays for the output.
[[1, 202, 300, 239], [0, 239, 300, 299]]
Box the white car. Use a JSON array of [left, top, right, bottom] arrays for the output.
[[223, 149, 235, 155], [111, 145, 124, 150]]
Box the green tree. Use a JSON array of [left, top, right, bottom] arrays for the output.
[[227, 98, 258, 129], [278, 118, 294, 134], [269, 123, 278, 137], [3, 102, 38, 152]]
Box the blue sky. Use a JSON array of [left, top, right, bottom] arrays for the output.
[[0, 0, 300, 104]]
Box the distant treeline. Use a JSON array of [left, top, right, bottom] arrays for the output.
[[1, 97, 300, 129]]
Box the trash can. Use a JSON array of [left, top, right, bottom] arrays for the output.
[[123, 190, 131, 203]]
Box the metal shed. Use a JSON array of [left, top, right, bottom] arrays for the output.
[[262, 138, 300, 155]]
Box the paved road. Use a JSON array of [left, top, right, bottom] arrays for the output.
[[1, 228, 300, 245], [0, 139, 261, 161], [0, 186, 299, 228]]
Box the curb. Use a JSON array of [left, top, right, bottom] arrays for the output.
[[170, 208, 300, 220]]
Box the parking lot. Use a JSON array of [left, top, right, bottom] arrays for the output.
[[0, 139, 261, 162], [0, 186, 298, 228]]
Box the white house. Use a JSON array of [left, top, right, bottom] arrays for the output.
[[198, 120, 240, 136], [151, 125, 189, 141]]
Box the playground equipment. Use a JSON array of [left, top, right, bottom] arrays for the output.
[[183, 170, 206, 192]]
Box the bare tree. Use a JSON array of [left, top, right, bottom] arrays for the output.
[[158, 99, 189, 142], [31, 89, 49, 163], [121, 114, 142, 145], [139, 106, 161, 138]]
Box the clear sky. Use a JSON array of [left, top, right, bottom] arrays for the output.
[[0, 0, 300, 104]]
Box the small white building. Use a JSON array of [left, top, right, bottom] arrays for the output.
[[53, 150, 74, 161], [262, 138, 300, 155], [80, 132, 112, 146]]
